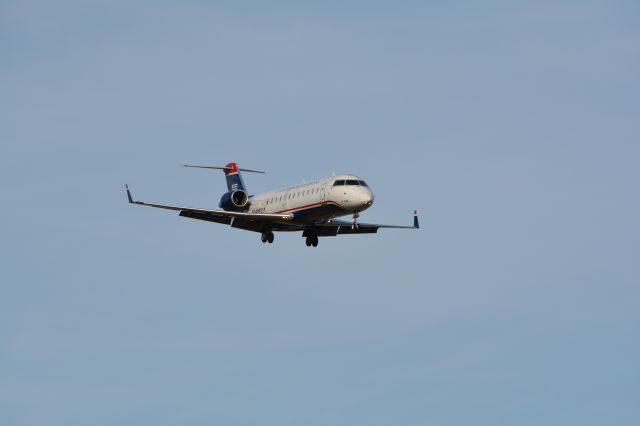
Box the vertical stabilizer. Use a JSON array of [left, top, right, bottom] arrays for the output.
[[222, 162, 246, 192]]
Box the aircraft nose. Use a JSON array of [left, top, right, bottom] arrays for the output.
[[362, 190, 374, 207]]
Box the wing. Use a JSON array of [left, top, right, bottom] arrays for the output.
[[326, 210, 419, 229], [125, 185, 293, 223], [306, 211, 420, 236], [325, 220, 417, 229]]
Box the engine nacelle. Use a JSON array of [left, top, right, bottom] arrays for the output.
[[219, 190, 249, 211]]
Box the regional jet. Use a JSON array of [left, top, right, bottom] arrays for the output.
[[125, 162, 418, 247]]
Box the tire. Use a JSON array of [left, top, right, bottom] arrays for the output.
[[267, 232, 274, 244], [261, 233, 268, 243]]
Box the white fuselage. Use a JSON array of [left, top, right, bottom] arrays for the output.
[[247, 174, 374, 223]]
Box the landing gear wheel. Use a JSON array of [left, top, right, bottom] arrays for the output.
[[261, 232, 274, 244], [305, 235, 319, 247]]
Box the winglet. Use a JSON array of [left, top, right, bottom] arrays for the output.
[[413, 210, 420, 229], [126, 184, 134, 204]]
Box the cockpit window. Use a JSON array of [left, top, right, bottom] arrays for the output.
[[358, 180, 368, 187], [333, 180, 346, 186], [346, 180, 360, 186]]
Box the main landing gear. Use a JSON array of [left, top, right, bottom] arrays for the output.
[[305, 235, 319, 247], [261, 231, 274, 244]]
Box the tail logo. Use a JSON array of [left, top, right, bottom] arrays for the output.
[[225, 162, 239, 175]]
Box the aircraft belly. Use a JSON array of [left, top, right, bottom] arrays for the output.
[[291, 203, 349, 223]]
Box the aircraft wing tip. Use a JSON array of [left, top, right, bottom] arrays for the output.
[[125, 184, 134, 203]]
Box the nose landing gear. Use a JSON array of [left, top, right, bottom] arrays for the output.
[[305, 235, 319, 247], [352, 211, 360, 230], [261, 231, 274, 244]]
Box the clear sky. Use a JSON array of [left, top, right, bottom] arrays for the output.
[[1, 1, 639, 425]]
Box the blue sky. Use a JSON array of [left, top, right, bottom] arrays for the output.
[[1, 1, 639, 425]]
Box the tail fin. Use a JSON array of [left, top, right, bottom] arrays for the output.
[[222, 162, 246, 191], [182, 162, 265, 192]]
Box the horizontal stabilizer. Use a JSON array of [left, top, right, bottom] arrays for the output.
[[182, 164, 265, 174]]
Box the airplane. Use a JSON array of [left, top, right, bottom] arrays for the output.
[[125, 162, 419, 247]]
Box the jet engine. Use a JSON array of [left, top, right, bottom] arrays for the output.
[[219, 190, 249, 211]]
